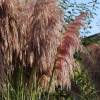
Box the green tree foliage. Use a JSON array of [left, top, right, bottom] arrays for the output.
[[60, 0, 99, 34]]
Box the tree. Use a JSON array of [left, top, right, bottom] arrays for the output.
[[60, 0, 99, 35]]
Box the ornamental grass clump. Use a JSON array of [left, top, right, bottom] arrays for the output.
[[54, 13, 88, 88], [0, 0, 62, 90], [0, 0, 91, 98], [0, 0, 97, 100], [81, 43, 100, 98]]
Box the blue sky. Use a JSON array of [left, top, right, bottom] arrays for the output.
[[88, 7, 100, 36], [70, 0, 100, 36]]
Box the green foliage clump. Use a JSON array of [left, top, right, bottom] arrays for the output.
[[73, 68, 97, 100], [82, 34, 100, 46]]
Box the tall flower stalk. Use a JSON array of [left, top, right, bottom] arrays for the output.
[[54, 13, 88, 88]]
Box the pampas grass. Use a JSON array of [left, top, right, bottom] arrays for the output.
[[54, 13, 87, 88], [0, 0, 98, 100], [81, 43, 100, 98], [0, 0, 63, 90], [0, 0, 88, 91], [28, 0, 63, 88]]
